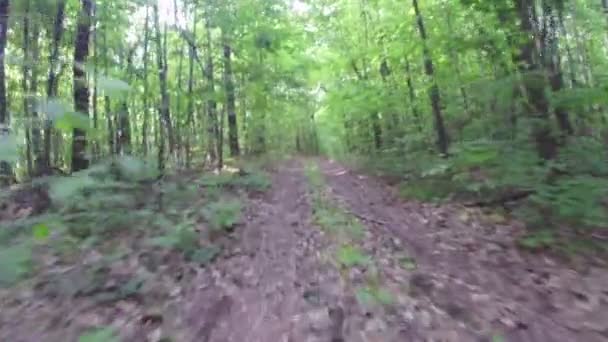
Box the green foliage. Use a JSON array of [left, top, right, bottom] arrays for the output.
[[0, 244, 32, 287], [78, 327, 119, 342], [96, 76, 131, 98], [148, 222, 200, 256], [336, 245, 370, 268], [199, 169, 271, 192], [0, 134, 19, 164], [356, 285, 395, 307], [202, 199, 242, 232]]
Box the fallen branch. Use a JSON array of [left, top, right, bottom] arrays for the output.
[[350, 211, 389, 226], [465, 190, 535, 208]]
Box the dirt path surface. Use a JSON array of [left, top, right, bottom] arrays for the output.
[[319, 159, 608, 342], [179, 160, 346, 342]]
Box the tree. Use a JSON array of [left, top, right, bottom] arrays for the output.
[[412, 0, 449, 155], [72, 0, 93, 172], [0, 0, 10, 184]]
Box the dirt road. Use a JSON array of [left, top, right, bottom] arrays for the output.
[[181, 159, 607, 341]]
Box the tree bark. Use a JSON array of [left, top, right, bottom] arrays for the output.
[[204, 13, 219, 166], [142, 5, 150, 156], [404, 58, 422, 131], [72, 0, 93, 172], [185, 7, 197, 168], [412, 0, 449, 155], [42, 0, 66, 174], [0, 0, 11, 184], [514, 0, 557, 160], [222, 31, 240, 157], [153, 3, 173, 171]]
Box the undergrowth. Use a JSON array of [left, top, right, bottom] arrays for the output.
[[0, 156, 266, 291], [348, 136, 608, 254]]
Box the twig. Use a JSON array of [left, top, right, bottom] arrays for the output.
[[350, 211, 389, 226]]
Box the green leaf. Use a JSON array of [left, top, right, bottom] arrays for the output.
[[0, 134, 19, 163], [78, 327, 119, 342], [0, 244, 32, 287], [355, 287, 376, 306], [32, 223, 50, 241], [37, 98, 70, 120], [49, 174, 97, 203], [191, 245, 221, 264], [336, 245, 370, 268], [54, 111, 91, 133], [97, 76, 131, 98]]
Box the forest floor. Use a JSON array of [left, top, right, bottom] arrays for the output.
[[1, 158, 607, 341]]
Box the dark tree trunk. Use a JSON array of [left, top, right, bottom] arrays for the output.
[[42, 0, 66, 174], [0, 0, 11, 184], [514, 0, 557, 160], [185, 7, 196, 168], [29, 15, 42, 176], [222, 32, 240, 157], [153, 4, 173, 171], [404, 59, 422, 131], [91, 1, 99, 159], [204, 14, 219, 166], [142, 6, 150, 156], [412, 0, 449, 155], [117, 49, 134, 155], [544, 3, 573, 135], [71, 0, 93, 172], [0, 0, 7, 127], [22, 0, 33, 177]]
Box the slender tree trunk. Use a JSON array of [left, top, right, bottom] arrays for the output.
[[72, 0, 93, 172], [153, 4, 173, 171], [0, 0, 11, 184], [412, 0, 449, 155], [22, 0, 33, 176], [118, 49, 134, 155], [185, 8, 197, 168], [142, 6, 150, 156], [91, 2, 99, 159], [404, 59, 422, 131], [42, 0, 66, 174], [222, 31, 240, 156], [29, 17, 42, 175], [204, 13, 219, 167], [103, 25, 114, 155]]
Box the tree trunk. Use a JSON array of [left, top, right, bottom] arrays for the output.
[[404, 59, 422, 131], [153, 4, 173, 170], [514, 0, 557, 160], [412, 0, 449, 155], [42, 0, 66, 174], [0, 0, 10, 184], [185, 8, 197, 168], [91, 1, 99, 159], [72, 0, 93, 172], [29, 15, 42, 176], [142, 5, 150, 156], [222, 31, 240, 157], [22, 0, 33, 177], [544, 2, 573, 136], [204, 13, 219, 166], [117, 48, 134, 155]]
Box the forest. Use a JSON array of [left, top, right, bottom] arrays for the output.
[[0, 0, 607, 341]]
